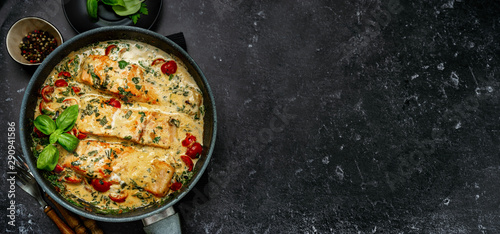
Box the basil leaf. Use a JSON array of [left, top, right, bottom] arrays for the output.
[[57, 133, 79, 152], [34, 115, 56, 135], [102, 0, 125, 6], [118, 60, 129, 69], [87, 0, 99, 19], [49, 129, 63, 144], [56, 105, 79, 132], [37, 144, 59, 171]]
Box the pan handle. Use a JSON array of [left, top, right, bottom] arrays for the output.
[[142, 207, 181, 234]]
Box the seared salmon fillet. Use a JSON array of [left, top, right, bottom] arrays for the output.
[[61, 140, 131, 179], [76, 97, 187, 148], [61, 140, 175, 197], [78, 55, 160, 104]]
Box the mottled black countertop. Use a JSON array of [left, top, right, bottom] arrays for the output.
[[1, 0, 500, 233]]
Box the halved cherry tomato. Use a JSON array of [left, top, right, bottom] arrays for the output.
[[105, 45, 118, 56], [91, 179, 111, 192], [106, 98, 121, 108], [182, 133, 196, 147], [63, 98, 78, 106], [72, 86, 81, 94], [65, 176, 82, 183], [170, 182, 182, 191], [186, 142, 203, 159], [53, 165, 64, 173], [34, 127, 46, 138], [55, 79, 68, 87], [180, 155, 193, 171], [41, 85, 54, 102], [151, 58, 166, 66], [38, 101, 54, 115], [66, 127, 78, 136], [109, 193, 128, 203], [58, 71, 71, 78], [161, 60, 177, 75], [77, 133, 87, 140]]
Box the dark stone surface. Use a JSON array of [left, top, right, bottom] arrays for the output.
[[1, 0, 500, 233]]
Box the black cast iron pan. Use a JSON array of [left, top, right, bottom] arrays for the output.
[[19, 26, 216, 230]]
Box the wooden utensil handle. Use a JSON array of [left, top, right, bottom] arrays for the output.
[[46, 195, 88, 234], [44, 205, 75, 234], [79, 216, 104, 234]]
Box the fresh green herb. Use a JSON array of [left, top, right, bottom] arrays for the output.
[[56, 105, 79, 132], [87, 0, 99, 19], [34, 115, 56, 135], [57, 133, 79, 152], [124, 110, 132, 119], [132, 77, 140, 84], [87, 0, 148, 24], [49, 129, 63, 144], [128, 3, 149, 24], [41, 109, 56, 116], [135, 85, 142, 90], [124, 136, 132, 140], [152, 136, 160, 143], [138, 111, 146, 123], [169, 118, 180, 128], [99, 116, 108, 126], [34, 105, 80, 171], [118, 60, 129, 69], [37, 144, 59, 171]]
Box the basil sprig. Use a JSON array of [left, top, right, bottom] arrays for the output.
[[34, 104, 80, 171]]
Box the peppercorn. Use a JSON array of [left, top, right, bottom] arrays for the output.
[[19, 30, 58, 63]]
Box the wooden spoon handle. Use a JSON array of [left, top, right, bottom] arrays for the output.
[[46, 195, 88, 234], [44, 205, 75, 234], [79, 216, 104, 234]]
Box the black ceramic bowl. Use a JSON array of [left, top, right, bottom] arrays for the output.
[[19, 26, 217, 222]]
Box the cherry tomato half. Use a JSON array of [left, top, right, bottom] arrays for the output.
[[72, 86, 81, 94], [55, 79, 68, 87], [41, 85, 54, 102], [53, 165, 64, 173], [105, 45, 118, 56], [170, 182, 182, 191], [161, 60, 177, 75], [65, 176, 82, 183], [34, 127, 46, 138], [182, 133, 197, 147], [58, 71, 71, 78], [106, 98, 121, 108], [109, 193, 128, 203], [77, 133, 87, 140], [91, 179, 111, 192], [151, 58, 166, 66], [66, 127, 78, 136], [180, 155, 193, 171], [186, 142, 203, 159]]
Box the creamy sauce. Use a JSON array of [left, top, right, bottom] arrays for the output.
[[33, 40, 204, 213]]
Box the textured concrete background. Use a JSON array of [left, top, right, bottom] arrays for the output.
[[1, 0, 500, 233]]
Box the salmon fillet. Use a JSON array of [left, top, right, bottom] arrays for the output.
[[61, 140, 131, 179], [62, 140, 176, 197], [76, 97, 182, 148], [78, 55, 160, 104]]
